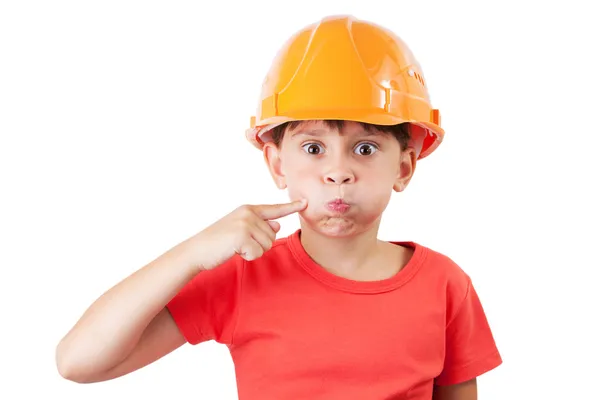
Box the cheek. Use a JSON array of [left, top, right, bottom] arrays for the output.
[[361, 171, 397, 201], [364, 166, 397, 186], [283, 157, 317, 184], [285, 170, 315, 194]]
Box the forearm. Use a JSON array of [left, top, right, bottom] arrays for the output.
[[55, 237, 201, 377], [432, 379, 477, 400]]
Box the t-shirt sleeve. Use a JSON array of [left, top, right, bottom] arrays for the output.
[[434, 277, 502, 386], [166, 255, 245, 346]]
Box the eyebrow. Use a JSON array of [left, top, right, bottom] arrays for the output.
[[290, 129, 325, 138], [290, 129, 385, 138]]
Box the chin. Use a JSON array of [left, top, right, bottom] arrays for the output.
[[300, 212, 379, 238], [318, 220, 358, 237]]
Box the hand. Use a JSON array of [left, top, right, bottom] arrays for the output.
[[189, 199, 308, 270]]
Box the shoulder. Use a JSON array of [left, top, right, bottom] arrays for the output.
[[409, 242, 475, 316], [190, 234, 292, 283], [241, 234, 296, 276], [410, 242, 473, 290], [249, 233, 295, 264]]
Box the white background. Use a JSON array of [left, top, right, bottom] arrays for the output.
[[1, 1, 599, 399]]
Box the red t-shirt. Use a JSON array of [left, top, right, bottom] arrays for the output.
[[167, 229, 502, 399]]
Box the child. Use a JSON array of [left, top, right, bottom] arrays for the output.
[[56, 15, 502, 399]]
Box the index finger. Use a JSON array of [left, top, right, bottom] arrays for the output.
[[255, 199, 307, 220]]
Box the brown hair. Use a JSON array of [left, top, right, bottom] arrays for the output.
[[269, 120, 411, 150]]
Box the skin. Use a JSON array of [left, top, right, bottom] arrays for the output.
[[433, 379, 478, 399], [263, 120, 416, 279], [264, 120, 478, 399], [56, 119, 478, 398]]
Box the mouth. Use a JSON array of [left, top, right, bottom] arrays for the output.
[[325, 198, 350, 213]]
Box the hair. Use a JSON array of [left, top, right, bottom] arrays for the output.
[[269, 120, 411, 150]]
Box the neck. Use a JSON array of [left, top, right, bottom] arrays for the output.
[[297, 218, 383, 274]]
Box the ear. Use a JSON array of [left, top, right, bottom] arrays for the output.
[[393, 147, 417, 192], [263, 142, 287, 189]]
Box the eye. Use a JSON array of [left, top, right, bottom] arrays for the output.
[[354, 143, 378, 156], [302, 143, 324, 155]]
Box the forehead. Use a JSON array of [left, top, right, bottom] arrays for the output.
[[287, 120, 387, 138]]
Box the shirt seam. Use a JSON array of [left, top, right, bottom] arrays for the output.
[[450, 348, 500, 371], [445, 275, 472, 329], [287, 234, 427, 294], [436, 348, 501, 383], [229, 257, 246, 347]]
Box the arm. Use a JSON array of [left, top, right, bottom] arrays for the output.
[[55, 235, 203, 383], [433, 379, 477, 400], [55, 200, 305, 383]]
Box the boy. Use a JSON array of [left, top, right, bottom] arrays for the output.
[[56, 15, 502, 399]]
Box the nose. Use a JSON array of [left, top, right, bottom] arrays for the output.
[[322, 147, 356, 185], [324, 167, 355, 185]]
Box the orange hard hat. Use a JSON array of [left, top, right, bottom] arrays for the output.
[[245, 15, 444, 159]]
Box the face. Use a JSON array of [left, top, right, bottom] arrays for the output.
[[263, 121, 416, 237]]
